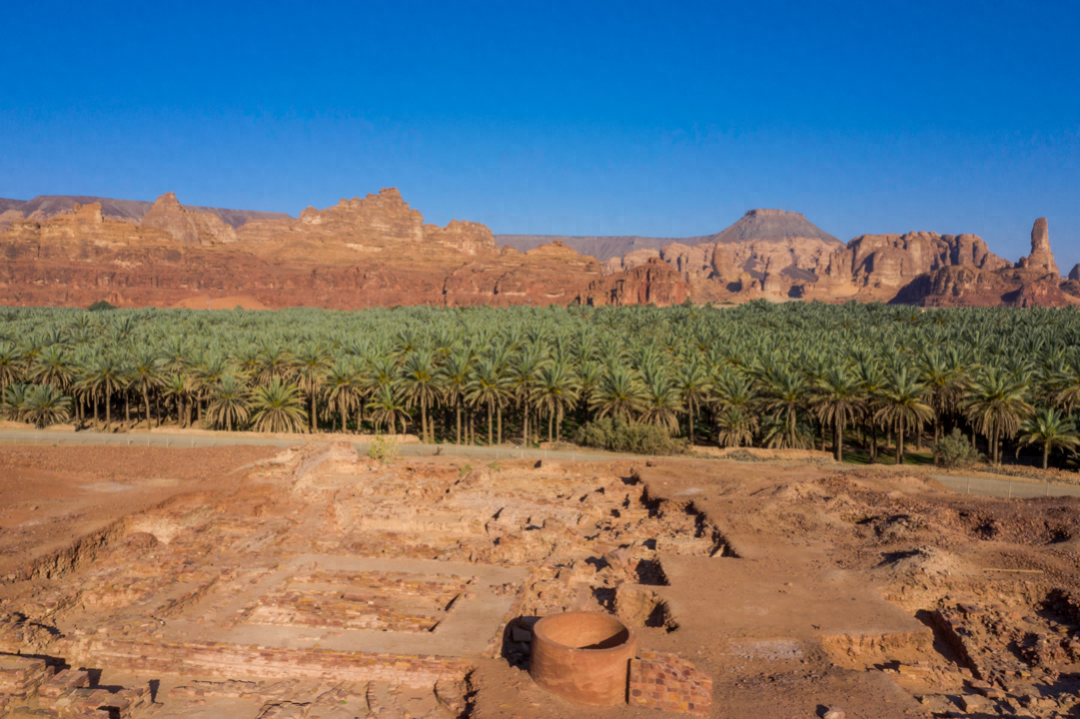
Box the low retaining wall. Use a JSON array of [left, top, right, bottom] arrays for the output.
[[56, 638, 472, 689]]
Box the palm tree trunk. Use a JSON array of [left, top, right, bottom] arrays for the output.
[[556, 406, 564, 442], [835, 419, 843, 462], [456, 401, 462, 445], [310, 391, 316, 433], [143, 388, 152, 430], [523, 400, 529, 446], [897, 416, 905, 465], [105, 391, 111, 430], [689, 398, 696, 447], [487, 403, 493, 446], [497, 405, 503, 446], [340, 398, 347, 434], [125, 393, 131, 425], [788, 406, 795, 450], [1043, 444, 1049, 470]]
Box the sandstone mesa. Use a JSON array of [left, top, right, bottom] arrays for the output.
[[0, 190, 1075, 310]]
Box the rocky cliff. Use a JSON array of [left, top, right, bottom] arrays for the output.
[[624, 215, 1072, 308], [141, 193, 238, 244], [891, 219, 1077, 307], [0, 192, 678, 310]]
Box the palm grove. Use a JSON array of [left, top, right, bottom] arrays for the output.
[[1, 302, 1079, 469]]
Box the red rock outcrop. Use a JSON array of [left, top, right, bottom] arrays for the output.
[[1070, 264, 1080, 282], [1017, 218, 1059, 275], [891, 219, 1077, 308], [583, 257, 690, 307], [0, 192, 676, 310], [140, 192, 237, 245]]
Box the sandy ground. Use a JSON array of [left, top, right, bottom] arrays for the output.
[[0, 447, 1078, 717]]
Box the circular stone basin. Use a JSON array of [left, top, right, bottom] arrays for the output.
[[528, 612, 638, 706]]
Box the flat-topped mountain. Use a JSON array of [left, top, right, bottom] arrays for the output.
[[711, 208, 841, 244], [497, 209, 840, 262]]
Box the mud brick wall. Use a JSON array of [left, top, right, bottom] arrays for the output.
[[0, 654, 52, 699], [932, 608, 985, 679], [56, 638, 472, 689], [629, 651, 712, 717]]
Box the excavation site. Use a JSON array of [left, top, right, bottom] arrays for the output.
[[1, 443, 1080, 719]]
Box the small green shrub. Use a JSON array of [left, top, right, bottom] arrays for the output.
[[486, 461, 501, 471], [457, 463, 472, 478], [932, 428, 983, 468], [573, 416, 684, 455], [367, 436, 400, 463], [88, 300, 117, 312]]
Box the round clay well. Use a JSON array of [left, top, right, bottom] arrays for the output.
[[529, 612, 637, 706]]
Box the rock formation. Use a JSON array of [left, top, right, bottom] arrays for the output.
[[0, 194, 288, 227], [1070, 264, 1080, 282], [892, 218, 1076, 308], [0, 191, 675, 310], [1017, 218, 1060, 275], [583, 257, 690, 307], [140, 192, 237, 244]]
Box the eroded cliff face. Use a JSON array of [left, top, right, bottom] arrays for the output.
[[0, 193, 679, 310], [626, 218, 1074, 308], [141, 193, 238, 245], [890, 219, 1077, 308], [583, 257, 689, 307]]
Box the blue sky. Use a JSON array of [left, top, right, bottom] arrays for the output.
[[1, 0, 1078, 271]]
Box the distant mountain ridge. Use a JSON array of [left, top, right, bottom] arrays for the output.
[[497, 209, 841, 261], [0, 195, 290, 228]]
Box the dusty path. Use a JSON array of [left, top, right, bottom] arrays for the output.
[[3, 427, 1077, 500]]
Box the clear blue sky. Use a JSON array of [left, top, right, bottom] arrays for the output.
[[2, 0, 1078, 272]]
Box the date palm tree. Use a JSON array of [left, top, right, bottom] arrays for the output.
[[29, 346, 76, 393], [250, 378, 307, 433], [79, 352, 124, 430], [25, 384, 71, 428], [812, 366, 860, 462], [295, 344, 330, 433], [1018, 408, 1079, 470], [399, 350, 442, 443], [533, 360, 580, 443], [591, 364, 647, 421], [2, 384, 30, 422], [0, 343, 22, 393], [673, 359, 711, 446], [130, 350, 165, 429], [161, 373, 196, 428], [443, 350, 472, 444], [639, 365, 681, 434], [206, 375, 251, 432], [963, 367, 1034, 465], [366, 383, 410, 436], [761, 366, 806, 451], [324, 359, 363, 433], [716, 406, 758, 448], [466, 358, 512, 445], [874, 368, 934, 465]]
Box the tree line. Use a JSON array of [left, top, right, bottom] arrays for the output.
[[1, 301, 1079, 469]]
